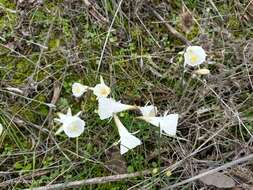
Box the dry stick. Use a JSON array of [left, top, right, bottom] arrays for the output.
[[83, 0, 108, 25], [96, 0, 124, 78], [24, 169, 154, 190], [208, 0, 224, 21], [161, 153, 253, 190], [148, 6, 191, 46], [0, 171, 50, 187]]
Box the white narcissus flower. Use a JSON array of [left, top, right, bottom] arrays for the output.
[[113, 115, 141, 155], [98, 97, 138, 120], [72, 83, 89, 98], [54, 108, 85, 138], [138, 114, 179, 136], [139, 105, 157, 117], [184, 46, 206, 66], [0, 124, 3, 135], [92, 76, 111, 99]]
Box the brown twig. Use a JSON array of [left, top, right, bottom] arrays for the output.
[[43, 81, 61, 126], [24, 169, 154, 190], [148, 5, 191, 46], [83, 0, 109, 25], [0, 171, 50, 187]]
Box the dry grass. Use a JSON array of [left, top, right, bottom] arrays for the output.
[[0, 0, 253, 189]]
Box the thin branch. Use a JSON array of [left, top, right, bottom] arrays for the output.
[[96, 0, 124, 78], [23, 169, 154, 190], [148, 6, 191, 46]]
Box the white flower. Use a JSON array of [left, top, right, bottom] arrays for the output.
[[92, 76, 111, 99], [184, 46, 206, 66], [0, 124, 3, 135], [138, 114, 179, 136], [54, 108, 85, 138], [139, 105, 157, 117], [114, 115, 141, 155], [98, 97, 137, 120], [72, 83, 89, 98]]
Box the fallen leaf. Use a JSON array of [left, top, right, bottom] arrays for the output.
[[199, 169, 236, 188], [105, 147, 127, 174], [180, 7, 193, 32]]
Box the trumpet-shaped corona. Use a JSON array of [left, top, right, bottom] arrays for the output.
[[114, 115, 141, 155], [72, 83, 89, 98], [93, 76, 111, 99], [184, 46, 206, 66], [98, 97, 137, 120], [55, 108, 85, 138], [138, 114, 179, 136]]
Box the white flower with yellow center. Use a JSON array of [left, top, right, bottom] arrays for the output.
[[72, 83, 89, 98], [114, 115, 141, 155], [138, 114, 178, 136], [0, 124, 3, 135], [184, 46, 206, 66], [98, 97, 138, 120], [92, 76, 111, 99], [139, 105, 157, 117], [55, 108, 85, 138]]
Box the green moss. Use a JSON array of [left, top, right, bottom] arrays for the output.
[[10, 105, 38, 123], [48, 38, 60, 50], [12, 59, 34, 85], [0, 0, 16, 9], [227, 16, 240, 30], [0, 2, 17, 40], [186, 25, 200, 40]]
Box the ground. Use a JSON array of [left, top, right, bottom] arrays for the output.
[[0, 0, 253, 189]]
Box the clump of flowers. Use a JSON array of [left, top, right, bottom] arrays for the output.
[[55, 75, 180, 155], [72, 76, 111, 99], [53, 44, 212, 155]]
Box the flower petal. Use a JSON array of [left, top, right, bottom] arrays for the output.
[[98, 97, 137, 120], [100, 75, 105, 85], [139, 105, 157, 117], [114, 115, 141, 155], [0, 124, 3, 135], [67, 108, 72, 116], [55, 126, 64, 135], [138, 114, 179, 136]]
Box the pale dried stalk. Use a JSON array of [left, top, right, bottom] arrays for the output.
[[23, 169, 153, 190]]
